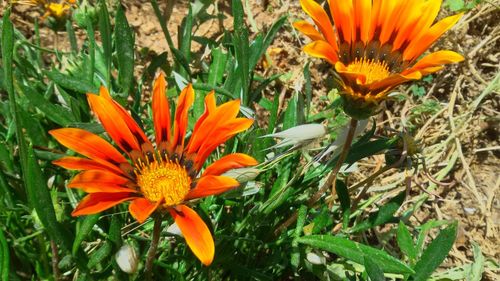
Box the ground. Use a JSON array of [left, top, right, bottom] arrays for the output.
[[5, 0, 499, 279]]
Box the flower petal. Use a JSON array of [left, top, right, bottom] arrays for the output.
[[404, 50, 464, 73], [186, 99, 241, 155], [152, 72, 171, 145], [202, 153, 258, 177], [293, 20, 324, 41], [68, 170, 136, 193], [303, 40, 338, 65], [328, 0, 354, 43], [87, 89, 141, 153], [300, 0, 337, 47], [128, 198, 159, 223], [172, 84, 195, 148], [404, 13, 463, 61], [186, 175, 240, 200], [195, 118, 254, 169], [53, 156, 124, 175], [187, 91, 217, 150], [99, 87, 150, 147], [49, 128, 127, 164], [72, 193, 136, 216], [169, 205, 214, 266]]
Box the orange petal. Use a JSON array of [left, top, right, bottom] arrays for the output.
[[98, 87, 150, 147], [49, 128, 127, 164], [172, 84, 195, 148], [293, 20, 324, 41], [129, 198, 160, 223], [405, 0, 443, 46], [202, 153, 258, 177], [188, 91, 216, 150], [186, 175, 240, 200], [87, 90, 141, 153], [69, 170, 131, 185], [186, 99, 241, 154], [169, 205, 214, 266], [405, 50, 464, 72], [195, 118, 254, 169], [72, 193, 136, 216], [353, 0, 372, 43], [328, 0, 353, 43], [379, 0, 405, 45], [53, 156, 124, 175], [303, 40, 338, 65], [152, 73, 171, 144], [404, 13, 463, 61], [300, 0, 337, 47]]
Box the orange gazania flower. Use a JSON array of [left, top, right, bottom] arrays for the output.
[[50, 74, 257, 265], [294, 0, 464, 118]]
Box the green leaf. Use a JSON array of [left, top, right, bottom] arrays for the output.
[[297, 235, 414, 274], [208, 47, 228, 86], [88, 242, 112, 268], [98, 0, 111, 84], [0, 229, 9, 281], [45, 69, 98, 94], [351, 191, 406, 233], [466, 242, 484, 281], [17, 83, 74, 126], [411, 222, 458, 281], [335, 180, 351, 229], [364, 256, 385, 281], [178, 6, 193, 78], [397, 221, 417, 262], [115, 5, 135, 94], [73, 215, 100, 255], [283, 93, 298, 129]]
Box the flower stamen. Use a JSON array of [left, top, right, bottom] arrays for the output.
[[136, 159, 191, 207], [347, 58, 390, 85]]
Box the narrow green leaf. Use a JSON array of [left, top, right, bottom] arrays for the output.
[[352, 191, 406, 233], [73, 215, 100, 255], [297, 235, 414, 274], [249, 15, 286, 71], [66, 20, 78, 53], [0, 229, 9, 281], [45, 69, 98, 93], [208, 47, 228, 86], [88, 242, 112, 268], [98, 0, 111, 84], [178, 6, 193, 78], [335, 180, 351, 229], [291, 205, 308, 268], [283, 93, 298, 130], [17, 83, 74, 126], [397, 221, 417, 262], [303, 62, 312, 118], [412, 222, 458, 281], [364, 257, 385, 281], [466, 242, 484, 281], [115, 5, 135, 94]]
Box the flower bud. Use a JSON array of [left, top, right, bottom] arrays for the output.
[[115, 244, 138, 274], [263, 124, 326, 149], [222, 167, 260, 183]]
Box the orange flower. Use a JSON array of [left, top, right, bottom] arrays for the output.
[[50, 74, 257, 265], [294, 0, 464, 118]]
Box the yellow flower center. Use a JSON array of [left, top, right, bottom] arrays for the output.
[[347, 58, 390, 84], [136, 160, 191, 207]]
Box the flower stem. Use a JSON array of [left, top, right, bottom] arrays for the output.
[[145, 214, 162, 281], [274, 118, 358, 236]]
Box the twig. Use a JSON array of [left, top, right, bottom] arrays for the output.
[[145, 214, 163, 281], [50, 240, 60, 281]]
